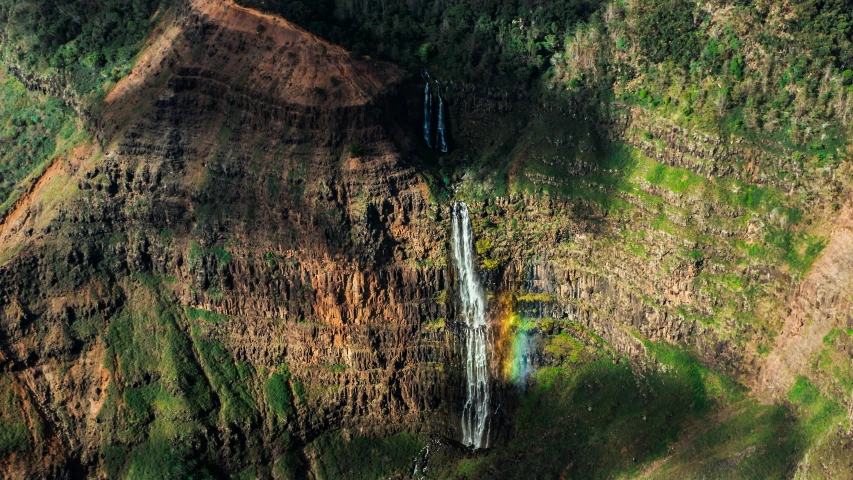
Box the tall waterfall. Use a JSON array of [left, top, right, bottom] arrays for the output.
[[451, 201, 490, 449], [437, 85, 448, 153], [423, 82, 432, 147]]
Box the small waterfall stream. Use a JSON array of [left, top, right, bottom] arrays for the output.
[[451, 201, 491, 449], [423, 82, 432, 147], [436, 85, 448, 153], [421, 69, 449, 152]]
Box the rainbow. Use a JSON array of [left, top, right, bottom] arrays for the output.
[[493, 294, 533, 387]]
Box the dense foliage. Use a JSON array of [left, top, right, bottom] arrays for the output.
[[0, 74, 77, 216], [634, 0, 703, 66], [241, 0, 604, 82], [554, 0, 853, 148], [241, 0, 853, 149], [0, 0, 167, 95]]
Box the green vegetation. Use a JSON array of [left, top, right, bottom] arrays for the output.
[[429, 337, 724, 479], [474, 238, 492, 256], [543, 332, 587, 364], [762, 228, 826, 273], [816, 328, 853, 396], [324, 363, 346, 374], [347, 140, 364, 158], [425, 317, 446, 330], [0, 73, 78, 214], [0, 0, 850, 477], [188, 242, 232, 270], [645, 400, 797, 480], [422, 337, 847, 479], [237, 0, 853, 231], [307, 431, 421, 480], [264, 365, 295, 422], [96, 276, 297, 478], [0, 376, 34, 456], [187, 307, 229, 324], [192, 329, 258, 425], [241, 0, 600, 82], [635, 0, 703, 66], [515, 292, 555, 303], [564, 0, 852, 151], [0, 0, 167, 97], [216, 334, 849, 480], [101, 279, 216, 478], [243, 0, 852, 157], [788, 376, 846, 440], [434, 290, 448, 305]]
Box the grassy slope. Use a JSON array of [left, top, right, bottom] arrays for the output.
[[0, 73, 78, 216], [414, 324, 837, 479], [98, 274, 306, 478]]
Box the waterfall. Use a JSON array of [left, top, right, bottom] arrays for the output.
[[437, 85, 448, 153], [423, 82, 432, 147], [420, 70, 449, 152], [451, 201, 490, 449]]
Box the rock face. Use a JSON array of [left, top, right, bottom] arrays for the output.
[[0, 0, 461, 476], [759, 202, 853, 397], [1, 0, 852, 478]]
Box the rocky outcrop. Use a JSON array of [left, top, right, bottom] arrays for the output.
[[759, 200, 853, 398]]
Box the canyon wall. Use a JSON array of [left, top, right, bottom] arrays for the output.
[[0, 0, 851, 478]]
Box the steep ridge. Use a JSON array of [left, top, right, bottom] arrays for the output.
[[101, 0, 403, 141], [0, 0, 458, 477]]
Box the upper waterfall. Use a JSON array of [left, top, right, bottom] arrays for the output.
[[420, 71, 448, 152], [423, 82, 432, 147], [437, 85, 448, 153], [451, 201, 491, 449]]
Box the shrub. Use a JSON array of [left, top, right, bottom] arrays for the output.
[[635, 0, 704, 67], [348, 141, 364, 158]]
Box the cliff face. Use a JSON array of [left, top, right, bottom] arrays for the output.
[[0, 0, 460, 476], [1, 0, 853, 478]]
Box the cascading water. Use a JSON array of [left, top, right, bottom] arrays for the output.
[[436, 85, 448, 153], [451, 201, 490, 449], [423, 82, 432, 147]]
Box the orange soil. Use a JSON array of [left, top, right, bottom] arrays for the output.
[[107, 0, 402, 110], [757, 199, 853, 397]]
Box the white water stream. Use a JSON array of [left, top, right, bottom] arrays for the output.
[[437, 85, 448, 152], [423, 82, 432, 147], [451, 201, 490, 449]]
